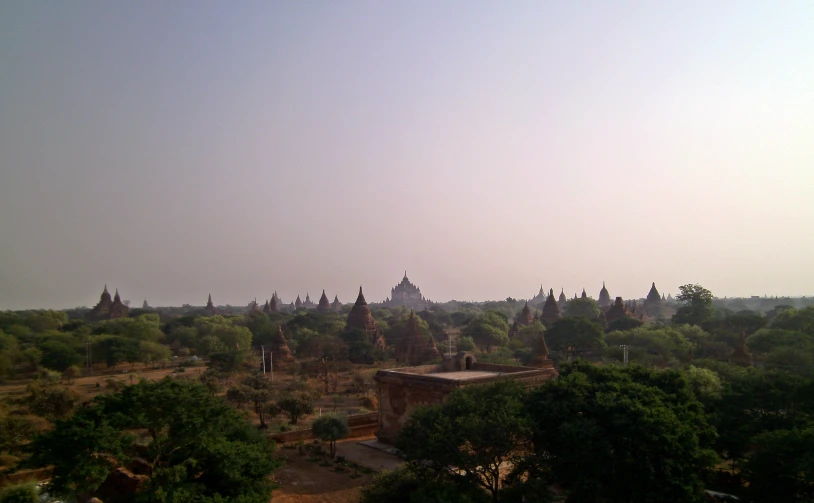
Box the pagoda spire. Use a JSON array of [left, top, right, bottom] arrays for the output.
[[355, 286, 367, 306]]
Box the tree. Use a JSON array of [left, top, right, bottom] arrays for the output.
[[242, 372, 276, 428], [462, 311, 509, 353], [742, 427, 814, 503], [38, 340, 82, 372], [61, 365, 82, 383], [359, 466, 488, 503], [525, 361, 717, 503], [606, 315, 643, 332], [277, 394, 313, 425], [397, 380, 532, 503], [0, 483, 38, 503], [544, 317, 605, 357], [312, 415, 349, 457], [565, 297, 601, 320], [27, 378, 280, 502], [23, 380, 78, 420], [226, 384, 252, 409], [672, 284, 715, 326]]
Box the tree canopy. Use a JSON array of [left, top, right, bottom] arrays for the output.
[[28, 378, 280, 503]]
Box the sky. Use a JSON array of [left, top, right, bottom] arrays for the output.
[[1, 1, 813, 310]]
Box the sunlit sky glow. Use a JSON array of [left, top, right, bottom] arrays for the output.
[[1, 1, 813, 310]]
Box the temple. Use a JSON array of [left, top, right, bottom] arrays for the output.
[[558, 288, 567, 308], [604, 297, 643, 324], [109, 290, 129, 319], [269, 293, 279, 313], [270, 326, 295, 363], [530, 285, 547, 306], [644, 282, 663, 316], [303, 293, 315, 309], [142, 299, 149, 309], [581, 288, 588, 299], [345, 287, 386, 349], [598, 282, 612, 308], [204, 294, 216, 316], [394, 311, 440, 366], [517, 302, 534, 326], [373, 352, 557, 444], [540, 288, 562, 326], [89, 285, 128, 320], [730, 333, 753, 367], [386, 272, 428, 310], [295, 295, 303, 310], [331, 295, 342, 312], [317, 290, 331, 313]]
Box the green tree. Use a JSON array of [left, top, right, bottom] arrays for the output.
[[397, 380, 532, 503], [672, 284, 715, 326], [544, 317, 605, 357], [27, 378, 280, 502], [565, 297, 601, 320], [0, 483, 38, 503], [23, 380, 78, 420], [359, 466, 488, 503], [525, 361, 717, 503], [312, 415, 349, 457], [242, 372, 276, 429], [38, 340, 82, 372], [606, 315, 643, 332], [742, 427, 814, 503], [462, 311, 509, 353]]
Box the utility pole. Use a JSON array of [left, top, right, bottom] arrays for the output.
[[619, 345, 630, 365], [448, 333, 452, 358], [85, 342, 93, 375], [261, 345, 266, 375], [270, 351, 273, 384]]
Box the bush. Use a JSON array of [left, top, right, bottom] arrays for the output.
[[0, 483, 38, 503]]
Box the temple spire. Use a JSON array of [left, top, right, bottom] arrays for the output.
[[356, 286, 367, 306]]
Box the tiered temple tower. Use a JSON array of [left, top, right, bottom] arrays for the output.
[[269, 293, 279, 313], [88, 285, 114, 320], [317, 290, 331, 313], [541, 289, 562, 326], [303, 293, 315, 309], [395, 311, 440, 366], [558, 288, 567, 308], [598, 282, 612, 308], [331, 295, 342, 312], [295, 295, 303, 309], [345, 287, 386, 349], [517, 302, 534, 326], [204, 294, 216, 316], [109, 289, 129, 319], [387, 272, 428, 310]]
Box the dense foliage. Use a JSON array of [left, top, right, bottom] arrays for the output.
[[27, 378, 280, 503]]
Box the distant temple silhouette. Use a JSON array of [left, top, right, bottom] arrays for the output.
[[386, 272, 428, 309]]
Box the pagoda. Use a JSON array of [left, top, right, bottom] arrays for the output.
[[262, 299, 271, 314], [387, 272, 428, 310], [142, 299, 149, 309], [598, 282, 612, 308], [317, 290, 331, 313], [581, 288, 588, 299], [558, 288, 567, 308], [270, 326, 295, 362], [109, 289, 129, 319], [295, 295, 303, 309], [605, 297, 642, 324], [644, 282, 663, 316], [88, 285, 113, 320], [303, 293, 315, 309], [345, 287, 385, 349], [730, 332, 753, 367], [540, 289, 562, 326], [331, 295, 342, 312], [269, 292, 279, 313], [529, 331, 554, 369], [517, 302, 534, 326], [204, 294, 217, 316], [395, 311, 439, 366], [530, 285, 547, 306]]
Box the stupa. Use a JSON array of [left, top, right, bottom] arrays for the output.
[[598, 282, 612, 308], [317, 290, 331, 312], [345, 287, 385, 349], [541, 289, 562, 326], [387, 272, 428, 309]]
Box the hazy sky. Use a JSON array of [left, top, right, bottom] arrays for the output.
[[1, 1, 813, 310]]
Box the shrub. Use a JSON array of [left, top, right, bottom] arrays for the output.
[[0, 483, 38, 503]]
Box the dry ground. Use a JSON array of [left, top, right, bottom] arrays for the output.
[[272, 437, 402, 503]]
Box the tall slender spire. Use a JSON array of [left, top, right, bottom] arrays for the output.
[[355, 286, 367, 306]]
